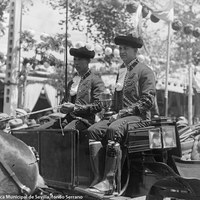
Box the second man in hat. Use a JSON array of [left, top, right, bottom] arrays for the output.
[[87, 34, 156, 195], [37, 45, 105, 132]]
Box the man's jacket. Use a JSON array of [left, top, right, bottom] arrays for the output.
[[112, 60, 156, 120], [65, 70, 105, 125]]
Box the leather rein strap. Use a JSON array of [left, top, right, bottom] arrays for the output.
[[0, 156, 31, 195]]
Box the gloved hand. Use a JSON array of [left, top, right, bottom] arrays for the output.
[[60, 102, 75, 114], [109, 113, 120, 123]]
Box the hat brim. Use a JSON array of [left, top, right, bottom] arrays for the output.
[[70, 48, 95, 59], [114, 35, 143, 48]]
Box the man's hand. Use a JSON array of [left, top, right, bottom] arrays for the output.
[[60, 102, 75, 114], [109, 113, 120, 123]]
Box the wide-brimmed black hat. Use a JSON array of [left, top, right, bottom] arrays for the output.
[[70, 46, 95, 59], [114, 34, 143, 48]]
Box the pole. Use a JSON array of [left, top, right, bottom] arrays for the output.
[[164, 22, 172, 117], [65, 0, 68, 99], [4, 0, 22, 115], [188, 47, 193, 125], [18, 0, 23, 108]]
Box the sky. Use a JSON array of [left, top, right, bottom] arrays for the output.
[[0, 0, 86, 60], [0, 0, 185, 60]]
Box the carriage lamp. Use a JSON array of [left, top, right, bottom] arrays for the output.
[[162, 125, 176, 148], [149, 128, 162, 149]]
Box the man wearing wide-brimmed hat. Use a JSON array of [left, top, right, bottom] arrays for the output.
[[87, 34, 156, 195], [36, 44, 105, 132], [60, 45, 105, 131]]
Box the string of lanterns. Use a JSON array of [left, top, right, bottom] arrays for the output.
[[125, 2, 160, 23], [125, 2, 200, 38], [74, 41, 120, 58], [172, 20, 200, 38]]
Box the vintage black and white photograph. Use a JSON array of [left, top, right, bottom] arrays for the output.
[[0, 0, 200, 199]]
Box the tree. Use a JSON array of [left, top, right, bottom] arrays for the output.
[[47, 0, 136, 44], [0, 0, 34, 35], [171, 0, 200, 67], [19, 30, 73, 98]]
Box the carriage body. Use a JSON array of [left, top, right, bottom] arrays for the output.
[[12, 117, 182, 199]]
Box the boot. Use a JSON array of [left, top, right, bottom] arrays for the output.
[[91, 141, 122, 195], [89, 141, 104, 187]]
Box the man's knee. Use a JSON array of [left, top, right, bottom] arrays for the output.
[[106, 123, 124, 142], [88, 123, 108, 141], [88, 125, 100, 140]]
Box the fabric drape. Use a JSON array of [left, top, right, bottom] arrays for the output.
[[44, 84, 57, 108], [24, 83, 43, 111]]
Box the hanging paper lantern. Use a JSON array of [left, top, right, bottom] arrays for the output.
[[183, 24, 193, 35], [172, 20, 182, 31], [193, 27, 200, 38], [113, 48, 120, 57], [94, 45, 103, 54], [110, 0, 123, 9], [126, 3, 138, 14], [142, 6, 149, 18], [145, 56, 151, 64], [75, 41, 84, 48], [151, 57, 157, 64], [105, 47, 112, 56], [85, 43, 93, 51], [150, 14, 160, 23], [137, 54, 145, 63]]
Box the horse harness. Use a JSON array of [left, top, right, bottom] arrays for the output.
[[0, 155, 31, 195], [0, 146, 39, 195]]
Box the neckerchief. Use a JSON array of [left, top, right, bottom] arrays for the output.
[[70, 75, 81, 96], [115, 58, 139, 91], [70, 69, 91, 96]]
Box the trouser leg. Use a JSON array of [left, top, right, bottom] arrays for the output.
[[91, 140, 122, 195], [89, 140, 105, 187]]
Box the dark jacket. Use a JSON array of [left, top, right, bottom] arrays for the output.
[[65, 70, 105, 125], [112, 60, 156, 120]]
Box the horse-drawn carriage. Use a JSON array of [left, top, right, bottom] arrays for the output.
[[7, 116, 200, 200]]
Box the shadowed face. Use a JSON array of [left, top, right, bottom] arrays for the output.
[[73, 57, 89, 75], [119, 45, 137, 64]]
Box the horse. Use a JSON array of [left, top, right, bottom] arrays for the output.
[[0, 130, 45, 195]]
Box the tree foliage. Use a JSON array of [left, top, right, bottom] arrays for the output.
[[170, 0, 200, 67], [2, 0, 200, 95], [19, 30, 73, 95], [47, 0, 136, 44]]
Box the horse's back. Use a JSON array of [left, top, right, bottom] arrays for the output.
[[0, 131, 39, 194]]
